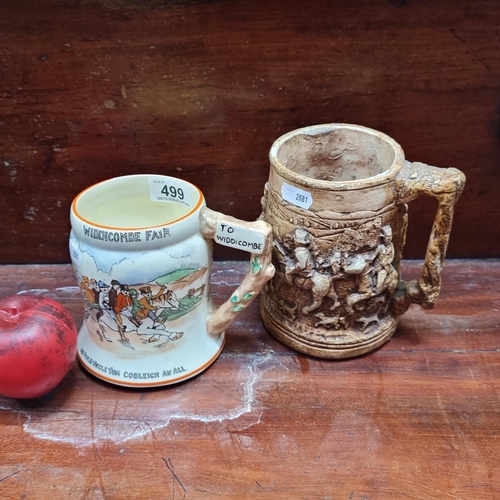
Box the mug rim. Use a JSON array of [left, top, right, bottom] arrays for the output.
[[71, 174, 205, 231], [269, 123, 405, 190]]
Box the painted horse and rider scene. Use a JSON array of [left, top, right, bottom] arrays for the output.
[[77, 266, 208, 349]]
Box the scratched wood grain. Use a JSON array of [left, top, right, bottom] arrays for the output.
[[0, 260, 499, 499], [0, 0, 500, 264]]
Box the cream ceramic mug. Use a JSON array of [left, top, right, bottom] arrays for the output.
[[69, 174, 274, 387], [260, 124, 465, 359]]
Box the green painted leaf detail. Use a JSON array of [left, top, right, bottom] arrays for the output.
[[232, 305, 245, 312], [251, 257, 262, 274], [231, 295, 239, 303], [242, 292, 253, 301]]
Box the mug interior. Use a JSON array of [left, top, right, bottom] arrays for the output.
[[275, 126, 398, 182], [74, 175, 202, 229]]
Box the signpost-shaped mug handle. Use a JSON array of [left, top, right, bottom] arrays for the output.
[[392, 161, 466, 315], [199, 207, 275, 337]]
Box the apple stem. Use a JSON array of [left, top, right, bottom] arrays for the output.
[[11, 307, 18, 316]]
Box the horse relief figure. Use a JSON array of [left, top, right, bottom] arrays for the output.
[[274, 228, 341, 315], [344, 225, 399, 319], [268, 219, 401, 337]]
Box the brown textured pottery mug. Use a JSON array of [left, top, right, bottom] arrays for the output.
[[259, 123, 466, 359]]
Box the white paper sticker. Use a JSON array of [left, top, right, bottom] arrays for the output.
[[148, 177, 192, 207], [215, 221, 266, 255], [281, 183, 313, 209]]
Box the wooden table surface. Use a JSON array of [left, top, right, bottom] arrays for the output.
[[1, 260, 499, 499]]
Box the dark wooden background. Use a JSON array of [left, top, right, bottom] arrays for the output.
[[1, 0, 499, 264]]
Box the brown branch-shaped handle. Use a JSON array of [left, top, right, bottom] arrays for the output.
[[200, 207, 275, 337], [392, 160, 466, 315]]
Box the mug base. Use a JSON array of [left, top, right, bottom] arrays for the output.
[[261, 309, 398, 359], [76, 323, 225, 388]]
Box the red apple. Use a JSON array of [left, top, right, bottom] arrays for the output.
[[0, 295, 77, 400]]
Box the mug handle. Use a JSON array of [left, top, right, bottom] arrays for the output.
[[199, 207, 275, 337], [392, 160, 466, 315]]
